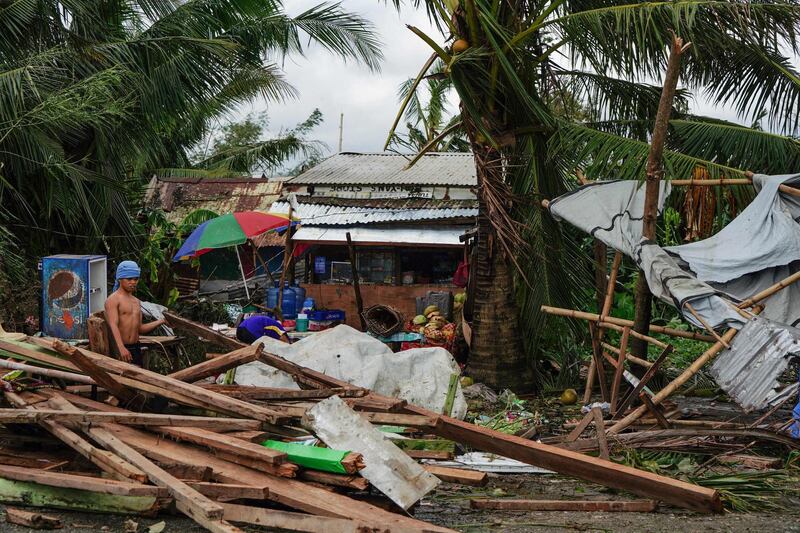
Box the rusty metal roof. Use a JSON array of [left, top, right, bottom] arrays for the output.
[[287, 152, 476, 186], [144, 176, 284, 224]]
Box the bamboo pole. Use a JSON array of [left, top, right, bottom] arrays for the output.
[[671, 176, 800, 197], [736, 270, 800, 309], [610, 327, 630, 413], [601, 342, 652, 368], [607, 326, 737, 435], [598, 321, 668, 349], [684, 303, 729, 348], [541, 306, 715, 342]]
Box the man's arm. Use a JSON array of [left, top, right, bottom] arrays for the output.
[[139, 319, 166, 335], [104, 298, 132, 362]]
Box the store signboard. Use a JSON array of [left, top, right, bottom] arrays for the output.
[[314, 256, 327, 274]]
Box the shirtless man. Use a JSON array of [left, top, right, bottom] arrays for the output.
[[104, 261, 165, 366]]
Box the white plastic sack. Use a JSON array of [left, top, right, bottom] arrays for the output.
[[233, 325, 468, 419]]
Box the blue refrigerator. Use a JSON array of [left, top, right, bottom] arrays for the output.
[[40, 255, 107, 339]]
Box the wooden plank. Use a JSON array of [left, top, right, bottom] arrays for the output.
[[0, 339, 80, 371], [413, 410, 722, 513], [62, 341, 142, 407], [640, 393, 672, 429], [164, 312, 247, 351], [203, 385, 366, 401], [423, 466, 487, 486], [0, 409, 262, 430], [614, 344, 672, 419], [470, 499, 658, 512], [233, 337, 724, 513], [0, 465, 165, 497], [86, 425, 225, 521], [49, 340, 287, 425], [5, 507, 63, 529], [0, 478, 159, 515], [226, 430, 271, 443], [592, 407, 609, 460], [565, 411, 595, 442], [360, 412, 436, 427], [298, 470, 369, 491], [404, 450, 453, 460], [187, 482, 268, 501], [159, 463, 213, 482], [155, 427, 287, 466], [4, 392, 147, 483], [222, 503, 424, 533], [100, 424, 454, 532], [589, 323, 609, 401], [88, 314, 112, 356], [168, 345, 262, 383]]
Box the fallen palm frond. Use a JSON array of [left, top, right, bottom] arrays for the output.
[[691, 471, 800, 512]]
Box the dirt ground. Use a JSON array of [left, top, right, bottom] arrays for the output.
[[3, 472, 799, 533]]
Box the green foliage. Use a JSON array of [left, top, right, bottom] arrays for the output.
[[389, 0, 800, 374], [135, 209, 217, 306], [192, 108, 326, 175], [0, 0, 381, 289]]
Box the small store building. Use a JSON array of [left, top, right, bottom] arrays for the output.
[[274, 152, 477, 328]]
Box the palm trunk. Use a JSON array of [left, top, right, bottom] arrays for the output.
[[466, 145, 532, 392]]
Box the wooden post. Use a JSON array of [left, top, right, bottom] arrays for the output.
[[630, 33, 691, 359], [276, 207, 294, 318], [609, 327, 630, 414], [345, 232, 367, 331]]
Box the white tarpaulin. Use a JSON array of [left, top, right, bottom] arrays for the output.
[[233, 325, 468, 419], [549, 174, 800, 329]]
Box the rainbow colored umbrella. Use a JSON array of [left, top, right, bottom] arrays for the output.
[[173, 211, 296, 301], [173, 211, 293, 262]]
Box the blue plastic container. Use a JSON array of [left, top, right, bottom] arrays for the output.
[[281, 282, 298, 319], [266, 281, 280, 309], [302, 297, 315, 313], [292, 282, 306, 311]]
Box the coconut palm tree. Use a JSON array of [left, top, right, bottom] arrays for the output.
[[390, 62, 469, 152], [387, 0, 800, 390], [0, 0, 381, 279]]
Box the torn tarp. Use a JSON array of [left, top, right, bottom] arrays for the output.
[[548, 174, 800, 330]]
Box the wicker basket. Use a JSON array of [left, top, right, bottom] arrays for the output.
[[362, 305, 404, 337]]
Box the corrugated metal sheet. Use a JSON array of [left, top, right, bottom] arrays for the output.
[[144, 176, 284, 224], [270, 200, 477, 226], [710, 315, 800, 411], [292, 226, 465, 246], [285, 196, 478, 209], [287, 152, 477, 186]]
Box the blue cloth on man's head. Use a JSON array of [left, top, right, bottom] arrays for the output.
[[239, 315, 285, 340], [113, 260, 141, 291]]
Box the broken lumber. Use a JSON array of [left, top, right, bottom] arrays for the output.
[[0, 478, 160, 515], [49, 340, 287, 425], [246, 348, 724, 513], [5, 507, 63, 529], [156, 427, 288, 467], [470, 499, 657, 512], [423, 465, 487, 486], [5, 392, 147, 483], [221, 503, 428, 533], [298, 470, 370, 491], [0, 465, 164, 497], [168, 344, 262, 383], [0, 409, 262, 430], [203, 385, 366, 401]]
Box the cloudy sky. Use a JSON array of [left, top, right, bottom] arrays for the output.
[[243, 1, 457, 158], [241, 1, 743, 164]]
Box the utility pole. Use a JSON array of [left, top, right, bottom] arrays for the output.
[[338, 113, 344, 153], [630, 32, 692, 358]]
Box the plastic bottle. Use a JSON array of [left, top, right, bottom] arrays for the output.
[[281, 282, 298, 319], [266, 281, 280, 309], [302, 297, 315, 314]]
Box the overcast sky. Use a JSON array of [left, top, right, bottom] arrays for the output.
[[240, 1, 745, 165]]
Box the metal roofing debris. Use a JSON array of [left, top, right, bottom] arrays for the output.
[[287, 152, 477, 186], [270, 200, 477, 226], [283, 196, 478, 209], [710, 315, 800, 411], [144, 176, 284, 224]]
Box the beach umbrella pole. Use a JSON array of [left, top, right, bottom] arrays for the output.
[[236, 245, 251, 302]]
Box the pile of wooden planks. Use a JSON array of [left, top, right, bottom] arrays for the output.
[[0, 312, 729, 533]]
